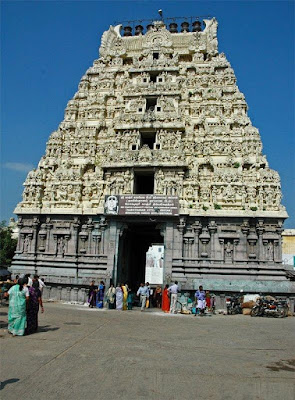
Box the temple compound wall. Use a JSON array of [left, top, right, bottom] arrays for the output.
[[11, 17, 294, 296]]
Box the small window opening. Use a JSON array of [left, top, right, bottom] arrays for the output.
[[134, 171, 154, 194], [156, 106, 161, 112], [146, 97, 157, 111], [153, 52, 159, 60], [123, 58, 133, 65], [149, 72, 158, 83], [158, 77, 163, 83], [138, 108, 143, 112], [155, 143, 161, 150], [143, 78, 148, 83], [132, 144, 137, 150], [140, 132, 156, 149]]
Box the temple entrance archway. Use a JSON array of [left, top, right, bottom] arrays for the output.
[[117, 223, 164, 290]]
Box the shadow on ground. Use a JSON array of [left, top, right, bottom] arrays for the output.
[[0, 378, 20, 390]]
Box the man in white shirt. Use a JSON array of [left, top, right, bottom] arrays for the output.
[[25, 274, 33, 287], [34, 275, 46, 293], [168, 281, 179, 314], [137, 283, 149, 311]]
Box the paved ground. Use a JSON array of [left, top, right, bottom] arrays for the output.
[[0, 303, 294, 400]]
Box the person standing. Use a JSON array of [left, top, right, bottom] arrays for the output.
[[97, 281, 105, 308], [88, 281, 97, 308], [25, 273, 33, 287], [34, 274, 46, 295], [205, 290, 211, 310], [195, 285, 206, 316], [26, 279, 44, 334], [136, 283, 149, 311], [116, 283, 123, 310], [168, 281, 179, 314], [106, 284, 116, 309], [122, 283, 128, 311], [161, 284, 170, 313], [127, 290, 134, 310], [6, 277, 30, 336]]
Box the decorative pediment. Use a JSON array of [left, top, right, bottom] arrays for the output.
[[143, 24, 173, 51], [99, 25, 126, 57]]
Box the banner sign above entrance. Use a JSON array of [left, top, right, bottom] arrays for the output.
[[104, 195, 179, 216]]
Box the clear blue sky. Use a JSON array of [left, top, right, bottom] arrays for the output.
[[1, 1, 294, 227]]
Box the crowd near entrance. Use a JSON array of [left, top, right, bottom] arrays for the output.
[[117, 222, 164, 289]]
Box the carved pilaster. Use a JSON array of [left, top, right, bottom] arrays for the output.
[[199, 227, 210, 258], [208, 220, 217, 260]]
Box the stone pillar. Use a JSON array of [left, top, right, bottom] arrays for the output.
[[80, 288, 87, 303], [71, 218, 80, 255], [256, 220, 264, 262], [31, 217, 39, 255], [73, 287, 79, 302], [57, 286, 62, 301], [107, 220, 119, 284], [233, 239, 239, 263], [66, 287, 71, 302], [87, 223, 93, 254], [208, 220, 217, 260], [45, 220, 53, 252], [192, 221, 202, 258], [164, 221, 173, 283], [174, 217, 186, 261], [219, 239, 224, 261], [99, 217, 108, 254]]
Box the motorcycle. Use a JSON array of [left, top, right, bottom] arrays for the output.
[[250, 297, 288, 318], [226, 294, 242, 315]]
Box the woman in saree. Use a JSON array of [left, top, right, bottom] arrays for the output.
[[162, 284, 170, 313], [96, 281, 105, 308], [106, 283, 116, 309], [122, 283, 128, 310], [115, 283, 123, 310], [7, 277, 29, 336], [26, 280, 44, 334], [88, 280, 97, 308]]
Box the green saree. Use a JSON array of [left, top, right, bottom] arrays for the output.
[[8, 284, 27, 336]]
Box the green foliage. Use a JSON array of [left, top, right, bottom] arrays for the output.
[[189, 204, 193, 208], [214, 204, 222, 210], [202, 206, 208, 211], [233, 162, 240, 168], [250, 207, 258, 211], [0, 221, 17, 268]]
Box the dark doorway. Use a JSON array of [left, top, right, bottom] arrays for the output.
[[140, 131, 156, 149], [117, 223, 164, 290], [134, 171, 154, 194]]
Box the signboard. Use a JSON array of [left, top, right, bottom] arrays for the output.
[[104, 195, 179, 216]]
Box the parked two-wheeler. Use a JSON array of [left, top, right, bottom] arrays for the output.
[[250, 297, 288, 318], [226, 294, 242, 315]]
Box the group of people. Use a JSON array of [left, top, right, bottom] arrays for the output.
[[88, 280, 213, 315], [88, 281, 134, 311], [6, 274, 45, 336]]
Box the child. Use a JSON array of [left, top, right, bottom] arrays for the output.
[[127, 291, 134, 310]]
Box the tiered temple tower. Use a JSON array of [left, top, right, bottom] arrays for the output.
[[12, 17, 293, 295]]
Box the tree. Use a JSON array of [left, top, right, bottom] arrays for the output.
[[0, 221, 17, 268]]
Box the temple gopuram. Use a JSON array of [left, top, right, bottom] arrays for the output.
[[12, 16, 294, 299]]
